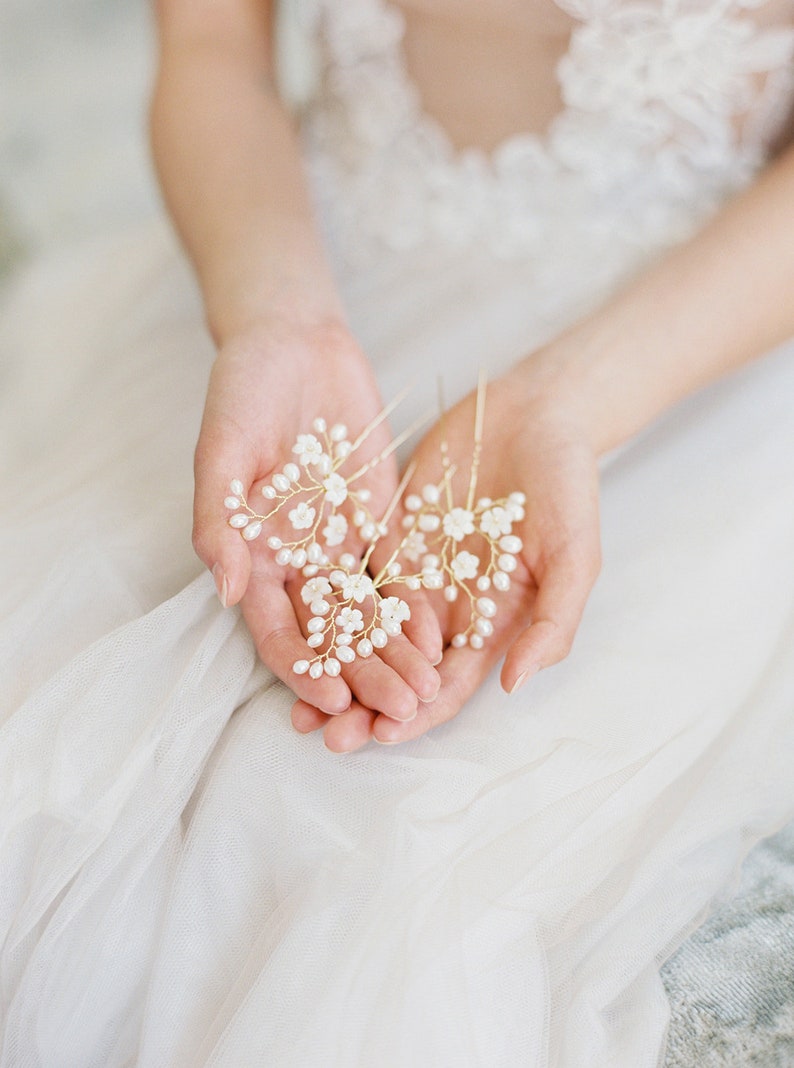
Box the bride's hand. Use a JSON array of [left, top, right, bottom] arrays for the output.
[[193, 316, 442, 718], [292, 358, 602, 749]]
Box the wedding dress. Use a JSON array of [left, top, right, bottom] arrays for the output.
[[2, 1, 794, 1065]]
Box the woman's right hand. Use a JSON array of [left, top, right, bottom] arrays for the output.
[[192, 314, 442, 720]]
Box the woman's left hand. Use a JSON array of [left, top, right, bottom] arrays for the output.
[[290, 357, 603, 751]]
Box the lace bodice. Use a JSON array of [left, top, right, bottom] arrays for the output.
[[283, 0, 794, 272]]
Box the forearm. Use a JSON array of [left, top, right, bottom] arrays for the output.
[[528, 145, 794, 454], [150, 1, 342, 344]]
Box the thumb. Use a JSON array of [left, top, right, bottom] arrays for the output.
[[193, 413, 260, 607]]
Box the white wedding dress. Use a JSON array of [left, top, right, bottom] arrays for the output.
[[2, 1, 794, 1065]]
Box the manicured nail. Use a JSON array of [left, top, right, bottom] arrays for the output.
[[212, 564, 228, 608], [510, 671, 528, 694], [432, 653, 443, 666]]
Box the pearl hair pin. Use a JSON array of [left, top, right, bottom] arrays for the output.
[[224, 374, 525, 677]]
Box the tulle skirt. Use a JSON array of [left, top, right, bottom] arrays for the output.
[[2, 219, 794, 1067]]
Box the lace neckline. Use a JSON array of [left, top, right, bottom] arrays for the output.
[[306, 0, 794, 264]]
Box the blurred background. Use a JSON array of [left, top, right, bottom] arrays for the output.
[[0, 0, 158, 280]]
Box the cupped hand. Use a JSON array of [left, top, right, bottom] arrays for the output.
[[193, 315, 442, 718], [292, 357, 602, 750]]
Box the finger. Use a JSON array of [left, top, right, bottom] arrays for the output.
[[336, 652, 420, 722], [388, 584, 444, 666], [322, 702, 377, 753], [501, 544, 600, 693], [370, 630, 441, 705], [291, 699, 331, 733], [194, 411, 261, 607], [372, 642, 499, 745], [242, 572, 352, 715]]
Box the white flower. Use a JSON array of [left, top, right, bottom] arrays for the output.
[[289, 502, 316, 530], [340, 573, 376, 604], [323, 513, 348, 547], [451, 550, 480, 581], [400, 529, 428, 563], [292, 434, 325, 467], [480, 506, 512, 539], [337, 607, 365, 633], [301, 576, 333, 605], [379, 596, 411, 627], [442, 507, 475, 542], [323, 473, 348, 506]]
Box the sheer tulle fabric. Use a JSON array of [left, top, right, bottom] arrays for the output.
[[2, 221, 794, 1066]]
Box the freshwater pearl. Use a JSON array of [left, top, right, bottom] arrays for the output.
[[242, 522, 262, 541], [451, 633, 467, 648], [370, 628, 388, 648], [476, 576, 491, 591], [324, 658, 341, 677], [422, 484, 440, 504], [224, 496, 241, 509], [307, 542, 323, 563], [307, 617, 326, 633], [267, 536, 283, 550], [336, 633, 353, 646], [337, 646, 356, 663], [469, 633, 484, 650], [387, 562, 401, 577], [492, 571, 511, 592], [360, 522, 376, 540], [307, 632, 324, 648], [475, 618, 494, 637], [230, 479, 244, 496], [283, 462, 300, 482], [229, 514, 249, 528], [312, 417, 327, 433], [340, 553, 356, 569], [444, 585, 458, 602], [309, 662, 324, 679], [310, 599, 330, 616], [406, 577, 422, 591], [330, 423, 348, 441], [291, 549, 308, 568], [293, 660, 310, 675], [405, 494, 422, 512], [499, 535, 523, 554], [275, 548, 293, 566], [476, 597, 497, 618], [262, 485, 277, 499], [273, 474, 290, 492], [497, 554, 517, 573], [302, 564, 319, 577], [357, 639, 373, 658], [335, 441, 352, 459], [418, 514, 440, 532]]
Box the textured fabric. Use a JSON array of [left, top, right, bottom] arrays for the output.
[[2, 3, 794, 1066]]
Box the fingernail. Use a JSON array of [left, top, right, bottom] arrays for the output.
[[432, 654, 443, 667], [510, 671, 528, 694], [212, 564, 228, 608], [373, 735, 402, 746], [510, 664, 540, 694]]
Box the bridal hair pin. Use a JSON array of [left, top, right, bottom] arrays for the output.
[[224, 373, 525, 678]]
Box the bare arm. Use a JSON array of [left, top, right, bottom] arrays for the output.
[[150, 0, 342, 341], [529, 144, 794, 454], [150, 0, 442, 724]]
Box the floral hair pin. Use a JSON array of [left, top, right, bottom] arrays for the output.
[[224, 374, 525, 678]]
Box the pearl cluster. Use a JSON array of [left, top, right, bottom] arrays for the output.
[[224, 399, 525, 679], [392, 481, 526, 650]]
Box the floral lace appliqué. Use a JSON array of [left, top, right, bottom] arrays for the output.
[[300, 0, 794, 267]]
